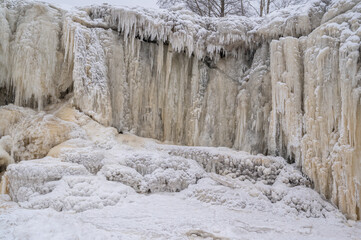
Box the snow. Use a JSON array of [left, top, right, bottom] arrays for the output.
[[1, 192, 361, 240]]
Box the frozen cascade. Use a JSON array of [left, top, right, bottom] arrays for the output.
[[268, 37, 304, 166], [268, 0, 361, 219], [0, 0, 360, 221], [0, 2, 73, 109]]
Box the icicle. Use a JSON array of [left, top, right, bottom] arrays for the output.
[[0, 8, 11, 88], [157, 42, 164, 75], [63, 17, 76, 70], [0, 175, 8, 195]]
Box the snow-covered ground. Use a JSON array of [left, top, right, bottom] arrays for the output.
[[0, 103, 360, 239], [1, 192, 360, 240]]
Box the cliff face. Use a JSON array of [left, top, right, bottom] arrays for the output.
[[0, 0, 360, 219], [269, 1, 361, 220]]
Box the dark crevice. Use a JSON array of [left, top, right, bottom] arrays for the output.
[[59, 83, 74, 99], [0, 86, 15, 106]]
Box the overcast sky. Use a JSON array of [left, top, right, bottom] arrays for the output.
[[41, 0, 159, 9]]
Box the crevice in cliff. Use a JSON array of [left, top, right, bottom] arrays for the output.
[[0, 86, 14, 106]]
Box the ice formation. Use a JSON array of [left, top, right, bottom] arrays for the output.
[[0, 0, 360, 229], [0, 104, 337, 217], [0, 102, 360, 238]]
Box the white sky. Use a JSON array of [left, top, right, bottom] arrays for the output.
[[41, 0, 159, 9]]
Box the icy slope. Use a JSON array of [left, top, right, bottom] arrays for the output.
[[0, 0, 360, 220], [1, 104, 315, 214], [0, 103, 360, 239]]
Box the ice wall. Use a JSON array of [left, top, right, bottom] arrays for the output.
[[268, 38, 304, 165], [269, 0, 361, 219], [0, 2, 73, 109], [61, 7, 273, 149], [304, 1, 361, 220], [0, 0, 360, 219]]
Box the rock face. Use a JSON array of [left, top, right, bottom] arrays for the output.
[[0, 0, 360, 219]]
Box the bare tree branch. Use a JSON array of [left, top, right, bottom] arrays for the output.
[[157, 0, 301, 18]]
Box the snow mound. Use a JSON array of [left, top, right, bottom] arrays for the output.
[[5, 157, 134, 212], [100, 164, 145, 192], [61, 146, 105, 174], [6, 158, 89, 201], [164, 146, 310, 186], [61, 144, 206, 193], [116, 152, 205, 193], [183, 170, 335, 218]]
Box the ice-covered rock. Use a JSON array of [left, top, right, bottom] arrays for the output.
[[0, 135, 13, 174], [100, 164, 145, 192], [183, 176, 336, 218], [4, 157, 134, 212], [0, 105, 86, 161], [268, 1, 361, 219]]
